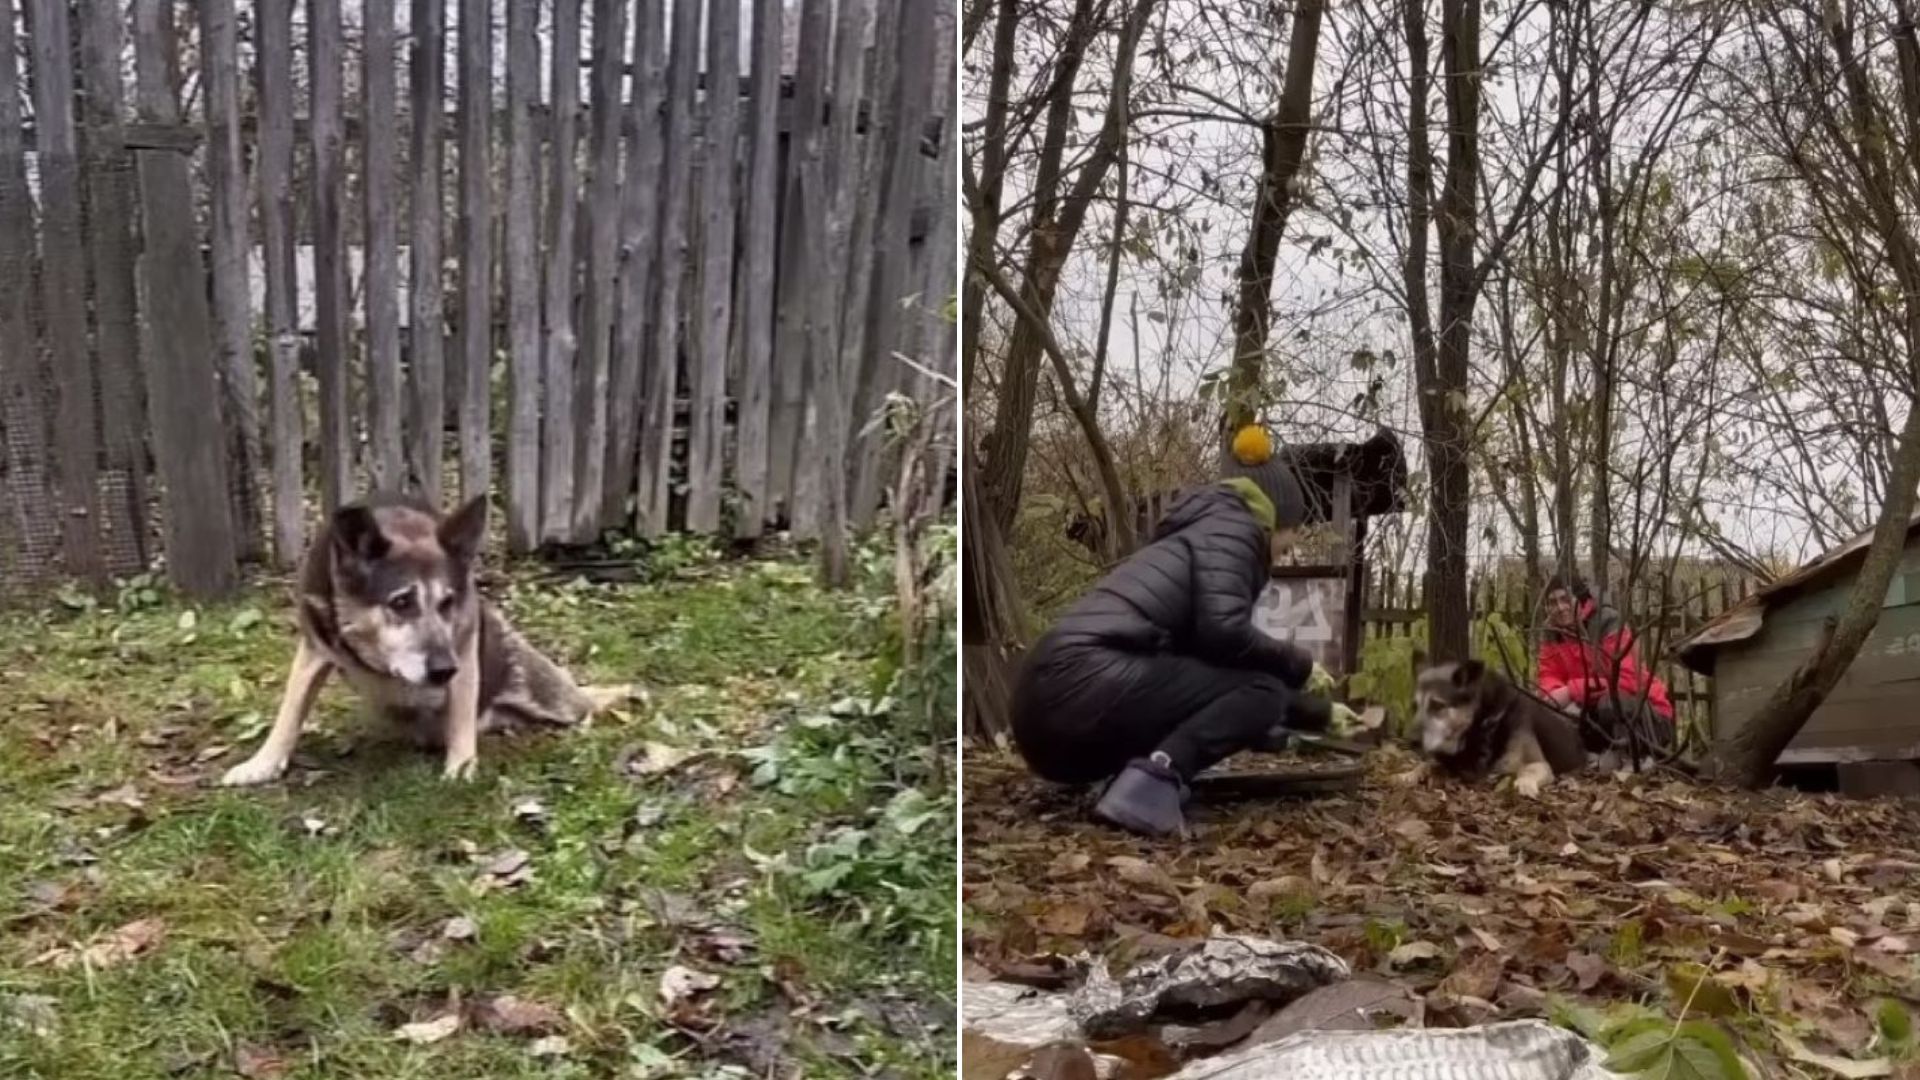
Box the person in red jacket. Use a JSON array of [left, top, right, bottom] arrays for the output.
[[1537, 574, 1675, 761]]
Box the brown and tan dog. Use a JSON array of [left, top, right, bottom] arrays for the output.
[[221, 493, 629, 786], [1414, 659, 1587, 797]]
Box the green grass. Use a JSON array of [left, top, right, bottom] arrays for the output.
[[0, 541, 955, 1079]]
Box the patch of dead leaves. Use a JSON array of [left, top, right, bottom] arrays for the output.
[[963, 745, 1920, 1074], [32, 916, 166, 971]]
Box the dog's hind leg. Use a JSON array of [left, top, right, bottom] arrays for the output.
[[1495, 728, 1554, 799], [221, 639, 333, 787]]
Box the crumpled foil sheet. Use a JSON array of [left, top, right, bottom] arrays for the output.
[[1161, 1019, 1619, 1080], [963, 935, 1622, 1080], [964, 980, 1081, 1046], [1068, 934, 1352, 1038]]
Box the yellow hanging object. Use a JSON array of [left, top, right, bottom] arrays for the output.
[[1231, 424, 1273, 466]]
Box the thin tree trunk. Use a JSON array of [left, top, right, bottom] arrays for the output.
[[1427, 0, 1482, 663], [977, 0, 1158, 534], [1226, 0, 1325, 433], [962, 445, 1026, 739], [960, 0, 1017, 396]]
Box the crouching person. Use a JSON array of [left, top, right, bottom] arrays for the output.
[[1009, 428, 1326, 838], [1538, 574, 1678, 767]]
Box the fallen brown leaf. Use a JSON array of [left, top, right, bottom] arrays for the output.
[[471, 994, 565, 1036], [659, 964, 721, 1007], [393, 1013, 462, 1044], [233, 1043, 289, 1080]]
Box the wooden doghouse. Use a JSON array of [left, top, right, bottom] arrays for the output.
[[1249, 429, 1409, 678], [1673, 509, 1920, 795]]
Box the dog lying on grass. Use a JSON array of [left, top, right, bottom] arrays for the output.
[[1414, 659, 1587, 797], [221, 493, 630, 786]]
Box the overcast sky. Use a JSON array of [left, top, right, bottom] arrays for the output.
[[965, 0, 1856, 573]]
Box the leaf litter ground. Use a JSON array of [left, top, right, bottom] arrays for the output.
[[0, 545, 954, 1079], [963, 747, 1920, 1077]]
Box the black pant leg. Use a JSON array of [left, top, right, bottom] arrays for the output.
[[1584, 699, 1673, 756], [1140, 660, 1293, 780], [1012, 648, 1292, 784]]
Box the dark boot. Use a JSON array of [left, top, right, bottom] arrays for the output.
[[1093, 754, 1188, 837]]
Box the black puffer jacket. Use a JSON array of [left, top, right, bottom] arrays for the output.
[[1019, 484, 1312, 700]]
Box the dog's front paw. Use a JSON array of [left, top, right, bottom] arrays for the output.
[[220, 755, 289, 787], [1514, 773, 1543, 798], [441, 751, 478, 781]]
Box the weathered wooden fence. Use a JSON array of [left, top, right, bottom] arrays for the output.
[[0, 0, 956, 600], [1361, 568, 1762, 734]]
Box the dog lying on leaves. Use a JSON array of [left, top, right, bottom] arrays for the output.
[[221, 493, 629, 787], [1415, 659, 1586, 797]]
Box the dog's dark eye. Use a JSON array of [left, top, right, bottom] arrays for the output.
[[437, 595, 456, 616], [388, 592, 417, 616]]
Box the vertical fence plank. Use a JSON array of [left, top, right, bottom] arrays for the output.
[[79, 0, 148, 569], [410, 0, 448, 504], [363, 0, 404, 491], [457, 0, 494, 502], [201, 0, 259, 557], [0, 0, 52, 582], [573, 0, 628, 539], [29, 0, 100, 580], [503, 0, 541, 550], [639, 0, 701, 536], [772, 0, 833, 528], [608, 0, 667, 529], [688, 0, 740, 533], [132, 0, 237, 596], [732, 0, 781, 538], [834, 0, 894, 532], [808, 0, 873, 580], [541, 0, 582, 538], [310, 0, 351, 510], [850, 0, 925, 529], [258, 0, 304, 562]]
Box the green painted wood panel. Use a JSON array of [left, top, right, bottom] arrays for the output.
[[1712, 541, 1920, 756]]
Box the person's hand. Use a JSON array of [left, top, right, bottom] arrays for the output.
[[1328, 703, 1362, 736], [1307, 662, 1336, 699]]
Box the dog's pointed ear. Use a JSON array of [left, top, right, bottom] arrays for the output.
[[439, 495, 489, 564], [1453, 658, 1485, 686], [331, 505, 389, 562]]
